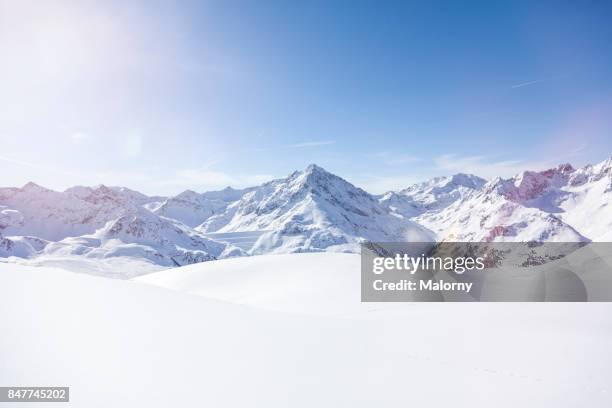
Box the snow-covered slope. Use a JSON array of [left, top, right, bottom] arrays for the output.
[[137, 252, 364, 316], [196, 164, 433, 254], [0, 204, 48, 257], [553, 159, 612, 240], [0, 205, 21, 256], [2, 259, 611, 407], [38, 207, 244, 274]]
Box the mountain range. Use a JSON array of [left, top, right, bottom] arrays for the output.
[[1, 158, 611, 275]]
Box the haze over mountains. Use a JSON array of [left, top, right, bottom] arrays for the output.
[[1, 158, 611, 276]]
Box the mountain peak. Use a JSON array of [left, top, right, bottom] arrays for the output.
[[591, 157, 612, 174], [303, 163, 329, 175], [447, 173, 487, 189], [175, 189, 199, 200], [21, 182, 50, 193], [556, 163, 574, 173], [401, 173, 485, 195], [93, 184, 113, 194], [277, 164, 341, 192], [293, 164, 356, 194]]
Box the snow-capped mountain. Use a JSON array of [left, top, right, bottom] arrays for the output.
[[42, 206, 244, 269], [197, 164, 433, 254], [0, 183, 241, 269], [535, 160, 612, 241], [0, 165, 435, 268], [418, 161, 612, 242], [152, 186, 253, 228], [0, 183, 150, 240], [379, 173, 486, 218], [1, 158, 611, 273]]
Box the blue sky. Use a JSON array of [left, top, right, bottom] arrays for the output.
[[1, 0, 611, 194]]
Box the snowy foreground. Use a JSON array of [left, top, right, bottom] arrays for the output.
[[2, 254, 612, 407]]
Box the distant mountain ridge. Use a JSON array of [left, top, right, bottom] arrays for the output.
[[0, 183, 242, 267], [378, 173, 486, 218], [408, 161, 612, 242], [152, 186, 255, 228], [1, 158, 611, 275]]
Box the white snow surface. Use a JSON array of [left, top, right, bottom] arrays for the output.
[[2, 257, 611, 407], [137, 253, 365, 316]]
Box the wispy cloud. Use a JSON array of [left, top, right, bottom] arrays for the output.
[[254, 140, 336, 151], [289, 140, 335, 148], [352, 153, 565, 194], [348, 174, 422, 194], [369, 151, 422, 165], [166, 168, 274, 192], [0, 154, 82, 189], [0, 154, 37, 167], [0, 154, 77, 176], [144, 159, 273, 193], [89, 166, 275, 196], [433, 154, 549, 179], [511, 75, 566, 89]]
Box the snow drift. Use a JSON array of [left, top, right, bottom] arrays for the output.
[[1, 258, 611, 407]]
